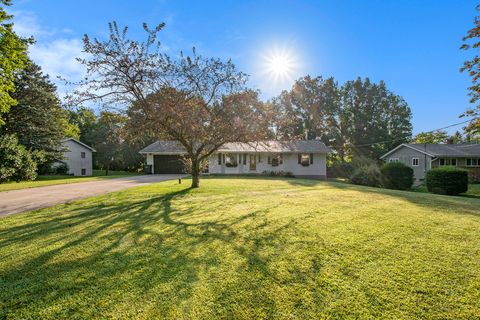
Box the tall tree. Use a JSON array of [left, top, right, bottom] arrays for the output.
[[90, 111, 126, 175], [413, 130, 449, 144], [0, 0, 30, 125], [1, 62, 70, 167], [273, 76, 412, 161], [460, 4, 480, 134], [68, 22, 270, 187], [68, 107, 97, 146]]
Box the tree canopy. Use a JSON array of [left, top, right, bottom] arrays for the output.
[[69, 22, 271, 187], [0, 0, 30, 125]]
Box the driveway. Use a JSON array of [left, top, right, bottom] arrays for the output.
[[0, 174, 185, 217]]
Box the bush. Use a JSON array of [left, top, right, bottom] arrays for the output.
[[327, 162, 354, 178], [426, 167, 468, 195], [261, 170, 294, 177], [350, 164, 381, 187], [381, 162, 414, 190], [54, 163, 69, 175], [0, 134, 38, 183]]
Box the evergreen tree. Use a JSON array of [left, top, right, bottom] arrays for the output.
[[1, 63, 69, 165]]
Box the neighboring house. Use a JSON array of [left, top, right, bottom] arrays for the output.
[[139, 140, 330, 179], [380, 143, 480, 183], [60, 138, 96, 176]]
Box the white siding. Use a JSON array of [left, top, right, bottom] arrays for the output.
[[208, 152, 327, 178], [62, 140, 93, 176]]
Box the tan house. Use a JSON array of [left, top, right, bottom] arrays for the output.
[[140, 140, 330, 179], [380, 143, 480, 183]]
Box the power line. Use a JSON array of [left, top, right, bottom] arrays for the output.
[[329, 117, 479, 149]]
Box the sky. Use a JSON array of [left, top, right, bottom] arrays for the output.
[[8, 0, 479, 134]]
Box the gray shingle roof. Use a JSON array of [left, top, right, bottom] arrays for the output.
[[406, 143, 480, 157], [139, 140, 330, 154]]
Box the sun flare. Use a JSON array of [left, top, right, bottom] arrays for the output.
[[261, 46, 299, 88]]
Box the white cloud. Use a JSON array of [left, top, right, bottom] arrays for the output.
[[11, 10, 86, 99]]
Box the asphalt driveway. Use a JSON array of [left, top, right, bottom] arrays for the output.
[[0, 174, 185, 217]]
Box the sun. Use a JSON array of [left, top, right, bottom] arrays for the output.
[[261, 46, 299, 88]]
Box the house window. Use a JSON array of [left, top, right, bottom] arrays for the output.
[[258, 154, 261, 163], [298, 154, 311, 166], [389, 158, 399, 163], [243, 154, 247, 165], [439, 158, 456, 166], [466, 158, 479, 167], [81, 152, 86, 159], [81, 168, 86, 176], [270, 154, 283, 167], [218, 153, 222, 165], [225, 154, 238, 167], [412, 158, 419, 166]]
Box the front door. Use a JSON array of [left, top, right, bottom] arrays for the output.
[[249, 154, 256, 171]]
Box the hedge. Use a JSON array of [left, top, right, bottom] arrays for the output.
[[426, 166, 468, 195], [381, 162, 414, 190]]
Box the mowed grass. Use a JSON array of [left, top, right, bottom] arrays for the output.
[[0, 170, 140, 192], [1, 177, 480, 319]]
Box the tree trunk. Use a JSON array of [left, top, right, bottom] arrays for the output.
[[191, 159, 200, 188]]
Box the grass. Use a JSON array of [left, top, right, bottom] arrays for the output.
[[1, 177, 479, 319], [413, 183, 480, 198], [0, 170, 141, 192]]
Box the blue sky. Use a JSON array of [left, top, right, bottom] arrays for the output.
[[9, 0, 479, 134]]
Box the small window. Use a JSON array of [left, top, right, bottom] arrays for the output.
[[81, 168, 86, 176], [267, 156, 271, 164], [258, 154, 262, 163], [243, 154, 247, 165], [310, 153, 314, 164], [225, 154, 238, 167], [439, 158, 456, 166], [218, 153, 222, 165], [466, 158, 479, 167], [298, 154, 310, 166], [81, 152, 86, 159], [270, 154, 282, 167], [412, 158, 419, 166], [389, 158, 399, 163]]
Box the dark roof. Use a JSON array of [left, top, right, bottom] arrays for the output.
[[62, 138, 96, 152], [139, 140, 330, 154], [381, 143, 480, 159], [407, 143, 480, 157]]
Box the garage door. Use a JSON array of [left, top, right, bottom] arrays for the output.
[[153, 155, 185, 174]]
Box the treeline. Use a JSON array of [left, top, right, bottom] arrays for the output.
[[270, 76, 413, 161]]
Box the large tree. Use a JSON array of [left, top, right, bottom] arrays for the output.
[[460, 4, 480, 134], [272, 76, 412, 161], [1, 62, 70, 167], [0, 0, 30, 125], [68, 22, 270, 187], [413, 130, 449, 144]]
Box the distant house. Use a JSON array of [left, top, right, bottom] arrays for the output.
[[139, 140, 330, 179], [380, 143, 480, 183], [61, 138, 96, 176]]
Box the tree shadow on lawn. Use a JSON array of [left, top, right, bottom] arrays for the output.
[[0, 186, 326, 318]]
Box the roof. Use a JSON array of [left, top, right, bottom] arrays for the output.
[[62, 138, 96, 152], [139, 140, 330, 154], [380, 143, 480, 159]]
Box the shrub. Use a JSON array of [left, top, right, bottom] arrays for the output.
[[426, 167, 468, 195], [327, 162, 354, 178], [381, 162, 414, 190], [350, 164, 381, 187], [0, 134, 38, 183], [261, 170, 293, 177], [54, 163, 69, 175]]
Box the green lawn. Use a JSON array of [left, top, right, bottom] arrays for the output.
[[413, 183, 480, 198], [1, 177, 479, 319], [0, 170, 140, 192]]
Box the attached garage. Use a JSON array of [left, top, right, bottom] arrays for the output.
[[153, 155, 185, 174]]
